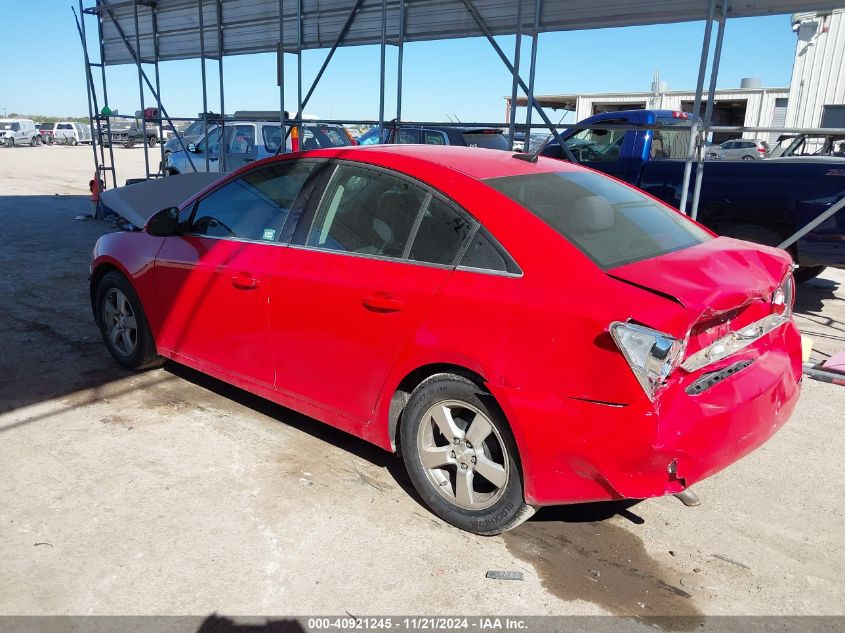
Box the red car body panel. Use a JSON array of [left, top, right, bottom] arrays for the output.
[[90, 146, 802, 508]]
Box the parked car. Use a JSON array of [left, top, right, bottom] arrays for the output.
[[541, 109, 845, 281], [165, 120, 355, 175], [163, 115, 224, 158], [36, 123, 55, 145], [90, 145, 801, 534], [768, 133, 845, 159], [0, 118, 40, 147], [103, 119, 158, 148], [53, 121, 92, 145], [359, 124, 510, 150], [708, 138, 769, 160]]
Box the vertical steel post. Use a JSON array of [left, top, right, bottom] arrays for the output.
[[152, 1, 166, 176], [525, 0, 541, 140], [396, 0, 405, 125], [297, 0, 302, 142], [77, 2, 100, 194], [691, 1, 727, 221], [199, 0, 209, 172], [378, 0, 387, 140], [278, 0, 285, 153], [508, 0, 523, 150], [678, 0, 717, 215], [217, 0, 225, 171], [96, 1, 117, 187], [133, 0, 151, 179]]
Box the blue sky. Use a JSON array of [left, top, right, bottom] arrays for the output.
[[1, 1, 798, 123]]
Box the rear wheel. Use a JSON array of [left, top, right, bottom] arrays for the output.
[[742, 155, 754, 161], [30, 136, 38, 147], [400, 374, 535, 535], [795, 265, 826, 283], [5, 137, 13, 148], [70, 137, 78, 146], [95, 270, 162, 370]]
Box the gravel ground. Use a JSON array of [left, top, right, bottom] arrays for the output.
[[0, 145, 843, 617]]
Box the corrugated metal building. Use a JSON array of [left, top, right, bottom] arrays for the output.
[[785, 8, 845, 129], [507, 8, 844, 139]]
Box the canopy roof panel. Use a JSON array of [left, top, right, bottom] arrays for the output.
[[93, 0, 845, 66]]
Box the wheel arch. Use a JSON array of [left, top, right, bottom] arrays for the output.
[[89, 259, 132, 325]]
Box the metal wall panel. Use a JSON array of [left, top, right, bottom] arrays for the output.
[[93, 0, 845, 66], [785, 9, 845, 128]]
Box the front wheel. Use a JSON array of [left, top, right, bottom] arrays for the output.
[[795, 265, 826, 283], [148, 136, 158, 147], [71, 137, 78, 146], [95, 270, 162, 370], [742, 155, 754, 161], [5, 137, 13, 147], [400, 374, 535, 535]]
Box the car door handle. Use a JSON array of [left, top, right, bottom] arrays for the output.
[[244, 158, 255, 162], [362, 294, 404, 313], [231, 274, 260, 290]]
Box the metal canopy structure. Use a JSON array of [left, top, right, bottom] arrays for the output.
[[96, 0, 845, 65], [80, 0, 843, 237]]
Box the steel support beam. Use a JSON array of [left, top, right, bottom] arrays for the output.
[[378, 0, 387, 141], [152, 1, 166, 176], [678, 0, 717, 215], [134, 0, 151, 178], [74, 4, 102, 200], [459, 0, 576, 162], [396, 0, 405, 124], [217, 0, 225, 171], [779, 197, 845, 251], [96, 1, 117, 187], [691, 0, 727, 221], [524, 0, 541, 143], [278, 0, 285, 153], [507, 0, 523, 150], [198, 0, 209, 172], [297, 0, 302, 142]]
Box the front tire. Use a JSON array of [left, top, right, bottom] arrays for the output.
[[148, 136, 158, 147], [95, 270, 162, 370], [6, 137, 13, 148], [400, 374, 535, 535], [742, 155, 754, 161]]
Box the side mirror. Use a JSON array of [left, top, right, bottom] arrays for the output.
[[187, 142, 197, 153], [145, 206, 180, 236]]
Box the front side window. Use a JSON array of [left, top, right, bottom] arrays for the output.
[[485, 170, 711, 270], [462, 131, 509, 150], [226, 125, 255, 154], [563, 124, 626, 162], [422, 130, 447, 145], [189, 161, 317, 241], [308, 164, 427, 259], [197, 127, 222, 153], [409, 198, 473, 265]]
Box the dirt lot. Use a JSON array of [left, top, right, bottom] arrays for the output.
[[1, 145, 843, 617]]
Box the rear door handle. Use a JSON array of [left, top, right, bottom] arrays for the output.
[[231, 274, 261, 290], [362, 294, 404, 313]]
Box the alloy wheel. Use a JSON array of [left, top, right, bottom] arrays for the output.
[[416, 400, 510, 511], [102, 288, 138, 357]]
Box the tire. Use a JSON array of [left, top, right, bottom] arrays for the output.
[[795, 265, 826, 283], [30, 136, 38, 147], [71, 137, 78, 146], [124, 139, 135, 149], [148, 136, 158, 147], [399, 373, 535, 535], [95, 270, 162, 370], [6, 137, 13, 148], [742, 155, 754, 161]]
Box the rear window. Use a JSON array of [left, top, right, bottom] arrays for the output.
[[485, 170, 711, 269], [462, 131, 509, 150]]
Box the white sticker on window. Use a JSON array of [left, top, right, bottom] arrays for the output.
[[262, 228, 276, 241]]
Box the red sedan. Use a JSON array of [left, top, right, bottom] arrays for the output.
[[90, 145, 802, 534]]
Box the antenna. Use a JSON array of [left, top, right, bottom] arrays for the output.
[[512, 112, 568, 163]]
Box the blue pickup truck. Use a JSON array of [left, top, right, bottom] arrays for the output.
[[541, 109, 845, 281]]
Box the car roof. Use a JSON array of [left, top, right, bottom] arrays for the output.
[[273, 145, 578, 181]]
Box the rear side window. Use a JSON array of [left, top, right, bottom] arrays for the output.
[[651, 118, 693, 159], [462, 131, 509, 150], [308, 164, 427, 258], [460, 230, 520, 274], [485, 170, 711, 269], [190, 161, 317, 241], [408, 198, 473, 265]]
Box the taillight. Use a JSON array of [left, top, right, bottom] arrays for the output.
[[609, 322, 686, 401], [758, 147, 766, 153], [771, 274, 795, 317], [672, 111, 690, 119], [291, 126, 300, 152]]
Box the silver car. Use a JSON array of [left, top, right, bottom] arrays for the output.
[[711, 138, 769, 161], [165, 120, 354, 175]]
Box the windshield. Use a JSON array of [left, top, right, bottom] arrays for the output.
[[462, 131, 509, 150], [485, 170, 711, 269], [0, 122, 14, 130], [182, 120, 207, 137], [313, 125, 352, 147]]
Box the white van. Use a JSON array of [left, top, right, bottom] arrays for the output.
[[0, 119, 40, 147], [53, 122, 92, 145]]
